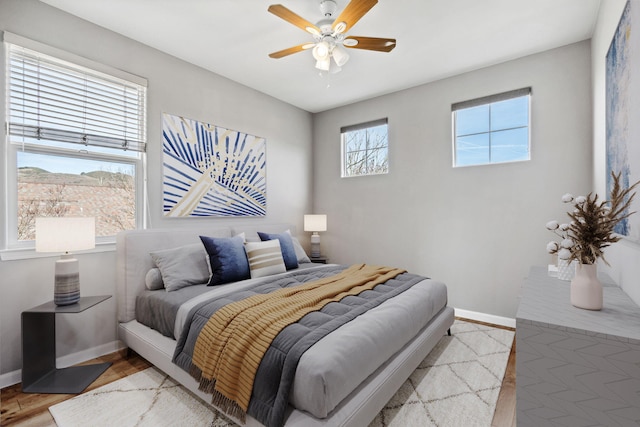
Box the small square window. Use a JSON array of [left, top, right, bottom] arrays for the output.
[[452, 88, 531, 167], [341, 118, 388, 177]]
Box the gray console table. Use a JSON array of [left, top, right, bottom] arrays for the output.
[[516, 266, 640, 426], [21, 295, 112, 394]]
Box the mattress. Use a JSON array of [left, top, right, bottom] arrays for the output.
[[135, 264, 448, 419]]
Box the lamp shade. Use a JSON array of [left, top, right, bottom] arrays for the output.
[[304, 214, 327, 232], [312, 41, 330, 61], [36, 217, 95, 253], [315, 57, 331, 71], [328, 60, 342, 75], [332, 45, 350, 67]]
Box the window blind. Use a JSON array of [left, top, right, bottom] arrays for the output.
[[451, 87, 531, 112], [341, 118, 388, 133], [7, 43, 147, 152]]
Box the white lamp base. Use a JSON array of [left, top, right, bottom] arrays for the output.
[[54, 254, 80, 306], [310, 233, 321, 258]]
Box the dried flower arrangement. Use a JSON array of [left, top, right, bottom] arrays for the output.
[[546, 171, 639, 265]]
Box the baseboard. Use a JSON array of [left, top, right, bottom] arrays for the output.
[[0, 369, 21, 390], [454, 308, 516, 329], [0, 340, 124, 389]]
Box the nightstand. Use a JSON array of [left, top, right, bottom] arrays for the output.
[[21, 295, 112, 394], [310, 256, 328, 264]]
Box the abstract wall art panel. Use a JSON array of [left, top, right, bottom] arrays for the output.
[[606, 0, 640, 242], [162, 113, 266, 217]]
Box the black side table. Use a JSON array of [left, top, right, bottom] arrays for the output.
[[310, 256, 328, 264], [21, 295, 112, 394]]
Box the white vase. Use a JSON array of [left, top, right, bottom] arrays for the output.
[[570, 263, 602, 310]]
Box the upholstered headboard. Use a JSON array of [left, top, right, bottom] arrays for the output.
[[115, 224, 298, 323]]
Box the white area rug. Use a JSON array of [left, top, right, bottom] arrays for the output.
[[48, 367, 221, 427], [50, 320, 513, 427], [370, 320, 514, 427]]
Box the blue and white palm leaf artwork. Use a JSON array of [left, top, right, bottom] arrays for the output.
[[162, 113, 266, 217]]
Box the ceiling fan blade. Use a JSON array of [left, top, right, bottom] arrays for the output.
[[343, 36, 396, 52], [269, 43, 314, 59], [268, 4, 320, 35], [331, 0, 378, 34]]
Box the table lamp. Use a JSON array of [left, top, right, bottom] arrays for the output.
[[36, 217, 95, 306], [304, 214, 327, 258]]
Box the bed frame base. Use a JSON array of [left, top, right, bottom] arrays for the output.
[[118, 306, 454, 427]]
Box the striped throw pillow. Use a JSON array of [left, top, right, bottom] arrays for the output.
[[244, 239, 287, 278]]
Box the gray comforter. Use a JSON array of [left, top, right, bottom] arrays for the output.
[[172, 265, 429, 427]]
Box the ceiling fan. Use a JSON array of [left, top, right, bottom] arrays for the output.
[[267, 0, 396, 73]]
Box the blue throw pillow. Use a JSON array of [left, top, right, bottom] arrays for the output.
[[200, 235, 250, 286], [257, 231, 299, 270]]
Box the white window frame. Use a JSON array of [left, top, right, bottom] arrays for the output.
[[341, 118, 389, 178], [452, 87, 531, 168], [3, 32, 147, 251]]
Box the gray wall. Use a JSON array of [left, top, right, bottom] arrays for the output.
[[312, 41, 593, 319], [592, 0, 640, 307], [1, 0, 614, 383], [0, 0, 313, 378]]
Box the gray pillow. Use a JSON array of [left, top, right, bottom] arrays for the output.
[[150, 243, 210, 292], [290, 233, 311, 263], [144, 268, 164, 290]]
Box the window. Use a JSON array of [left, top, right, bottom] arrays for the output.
[[5, 34, 147, 248], [452, 88, 530, 167], [341, 118, 388, 177]]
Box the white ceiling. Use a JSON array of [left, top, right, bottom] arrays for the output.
[[39, 0, 602, 113]]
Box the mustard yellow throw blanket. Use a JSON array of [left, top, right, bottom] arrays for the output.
[[191, 264, 405, 421]]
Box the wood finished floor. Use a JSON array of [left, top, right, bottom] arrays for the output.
[[0, 351, 152, 427], [1, 319, 516, 427]]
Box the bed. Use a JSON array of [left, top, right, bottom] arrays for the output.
[[116, 224, 454, 427]]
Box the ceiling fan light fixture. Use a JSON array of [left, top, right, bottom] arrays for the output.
[[315, 57, 331, 71], [312, 41, 330, 61], [332, 45, 350, 67], [267, 1, 396, 75], [329, 61, 342, 74]]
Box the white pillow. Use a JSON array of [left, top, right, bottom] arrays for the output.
[[145, 268, 164, 290], [244, 239, 286, 279], [150, 243, 210, 292]]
